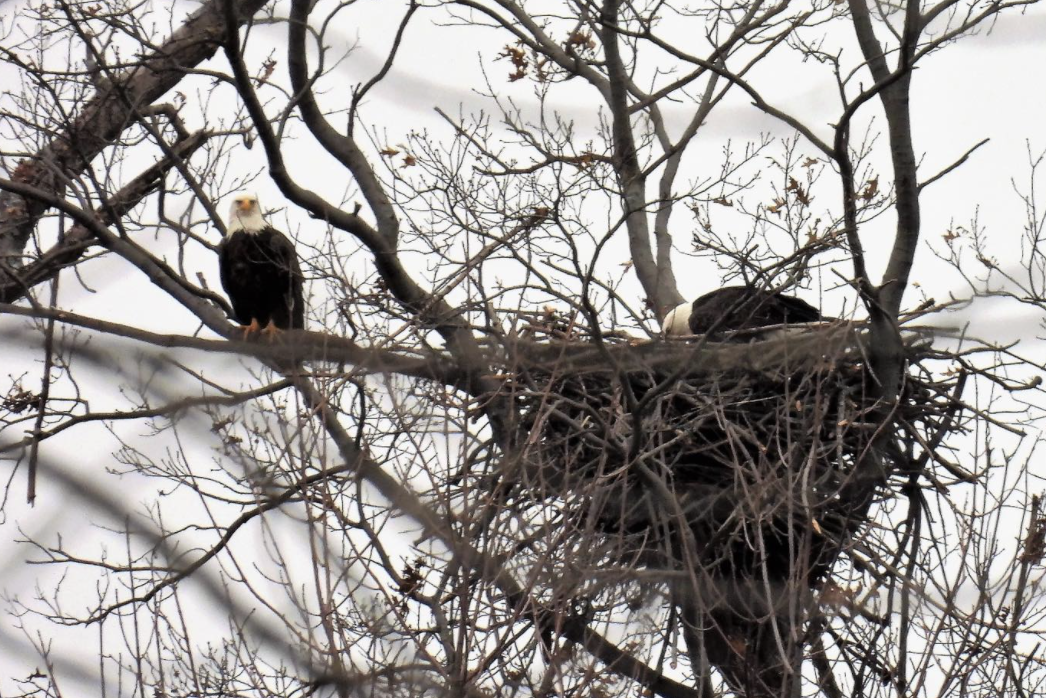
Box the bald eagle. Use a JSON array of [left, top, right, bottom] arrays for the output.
[[219, 193, 304, 337], [663, 286, 822, 338]]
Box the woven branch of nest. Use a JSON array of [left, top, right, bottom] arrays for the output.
[[501, 321, 932, 377], [476, 318, 963, 695], [492, 322, 955, 590]]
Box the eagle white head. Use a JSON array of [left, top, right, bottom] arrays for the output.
[[662, 301, 693, 337], [227, 192, 266, 234]]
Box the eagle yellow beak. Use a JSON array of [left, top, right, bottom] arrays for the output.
[[237, 200, 254, 212]]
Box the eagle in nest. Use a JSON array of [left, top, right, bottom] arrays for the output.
[[219, 193, 304, 338], [663, 286, 822, 338]]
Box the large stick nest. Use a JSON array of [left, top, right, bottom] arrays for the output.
[[501, 322, 950, 591]]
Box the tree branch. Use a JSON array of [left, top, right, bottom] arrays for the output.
[[599, 0, 682, 318], [0, 302, 466, 388], [0, 0, 269, 269], [0, 130, 210, 304]]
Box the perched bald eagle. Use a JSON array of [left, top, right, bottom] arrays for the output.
[[219, 193, 304, 337], [663, 286, 822, 338]]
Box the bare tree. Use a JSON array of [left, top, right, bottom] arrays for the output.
[[1, 0, 1045, 697]]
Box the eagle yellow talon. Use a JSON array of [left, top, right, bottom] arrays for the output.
[[261, 320, 283, 340], [240, 318, 261, 340]]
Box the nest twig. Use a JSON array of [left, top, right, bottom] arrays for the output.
[[508, 325, 945, 546], [488, 322, 959, 691]]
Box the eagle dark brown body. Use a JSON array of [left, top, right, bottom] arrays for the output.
[[219, 226, 304, 331], [687, 286, 822, 336]]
